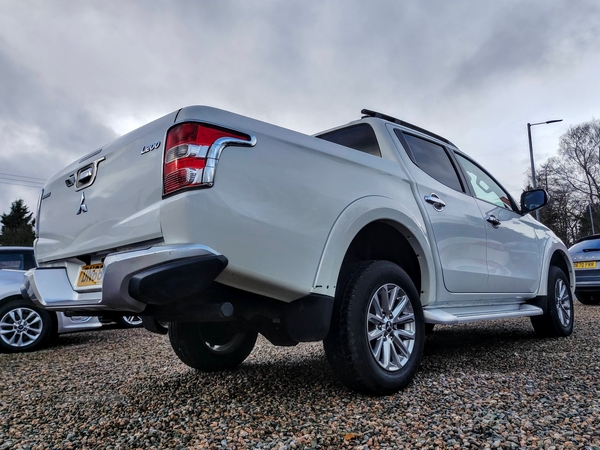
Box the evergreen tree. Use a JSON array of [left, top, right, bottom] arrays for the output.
[[0, 199, 35, 246]]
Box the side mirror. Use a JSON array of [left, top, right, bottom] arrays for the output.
[[520, 189, 548, 215]]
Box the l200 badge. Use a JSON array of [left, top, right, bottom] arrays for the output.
[[141, 141, 161, 155]]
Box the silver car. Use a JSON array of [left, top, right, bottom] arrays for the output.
[[0, 247, 142, 353], [569, 235, 600, 305]]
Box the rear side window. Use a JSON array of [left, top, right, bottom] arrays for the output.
[[397, 131, 463, 192], [316, 124, 381, 157], [0, 251, 36, 270]]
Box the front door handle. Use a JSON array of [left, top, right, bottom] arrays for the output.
[[424, 193, 446, 212], [486, 214, 501, 228]]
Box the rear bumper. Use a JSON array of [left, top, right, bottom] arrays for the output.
[[22, 244, 227, 313], [574, 269, 600, 291]]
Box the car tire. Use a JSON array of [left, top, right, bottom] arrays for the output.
[[169, 321, 258, 371], [116, 315, 143, 328], [575, 291, 600, 305], [0, 298, 56, 353], [531, 266, 574, 337], [323, 260, 425, 395]]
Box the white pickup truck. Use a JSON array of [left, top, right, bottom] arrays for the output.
[[22, 107, 574, 394]]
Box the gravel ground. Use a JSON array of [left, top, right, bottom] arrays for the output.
[[1, 302, 599, 450]]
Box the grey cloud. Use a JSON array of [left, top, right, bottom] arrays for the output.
[[0, 42, 117, 214], [449, 0, 600, 92]]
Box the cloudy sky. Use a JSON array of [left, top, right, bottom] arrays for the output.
[[0, 0, 599, 218]]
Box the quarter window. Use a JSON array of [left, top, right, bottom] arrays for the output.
[[316, 124, 381, 157]]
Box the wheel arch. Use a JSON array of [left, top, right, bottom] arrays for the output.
[[537, 243, 574, 297], [312, 196, 435, 305]]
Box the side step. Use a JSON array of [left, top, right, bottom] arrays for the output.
[[423, 304, 543, 325]]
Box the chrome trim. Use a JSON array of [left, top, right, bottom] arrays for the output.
[[486, 214, 501, 228], [76, 192, 88, 215], [22, 267, 104, 310], [35, 189, 44, 238], [23, 244, 222, 313], [202, 135, 257, 185], [78, 167, 93, 182], [75, 156, 105, 191], [424, 193, 446, 212], [161, 120, 257, 196], [141, 141, 161, 155]]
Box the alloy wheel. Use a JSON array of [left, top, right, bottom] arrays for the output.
[[366, 283, 416, 371], [554, 278, 572, 328], [0, 307, 44, 348]]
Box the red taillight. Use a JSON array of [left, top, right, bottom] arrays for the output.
[[163, 122, 254, 196]]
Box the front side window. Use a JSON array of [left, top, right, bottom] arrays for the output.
[[397, 131, 463, 192], [455, 153, 514, 210]]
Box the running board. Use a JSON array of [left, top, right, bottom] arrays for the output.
[[423, 304, 543, 325]]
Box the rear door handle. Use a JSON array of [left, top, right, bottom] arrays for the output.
[[486, 214, 501, 228], [424, 193, 446, 211]]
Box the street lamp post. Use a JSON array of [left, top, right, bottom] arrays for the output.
[[527, 119, 563, 221]]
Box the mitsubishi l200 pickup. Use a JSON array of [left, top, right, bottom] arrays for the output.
[[22, 107, 574, 394]]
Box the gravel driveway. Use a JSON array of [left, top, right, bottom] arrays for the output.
[[1, 302, 599, 449]]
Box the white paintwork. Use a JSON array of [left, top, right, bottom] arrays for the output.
[[27, 105, 574, 324]]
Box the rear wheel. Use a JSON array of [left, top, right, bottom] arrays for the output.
[[324, 260, 425, 395], [116, 315, 143, 328], [575, 291, 600, 305], [169, 321, 258, 371], [531, 266, 574, 337], [0, 299, 56, 353]]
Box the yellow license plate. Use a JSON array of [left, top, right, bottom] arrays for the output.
[[77, 263, 104, 287], [574, 261, 597, 269]]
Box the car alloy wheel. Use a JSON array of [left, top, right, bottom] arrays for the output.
[[366, 283, 416, 371], [553, 277, 571, 328], [121, 316, 143, 327], [0, 306, 44, 348]]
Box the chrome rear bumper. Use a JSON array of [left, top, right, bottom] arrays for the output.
[[22, 244, 226, 313]]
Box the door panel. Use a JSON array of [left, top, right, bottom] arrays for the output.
[[477, 202, 542, 293], [396, 131, 489, 293], [454, 153, 542, 293]]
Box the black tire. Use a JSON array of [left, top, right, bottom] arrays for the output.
[[115, 315, 143, 328], [323, 260, 425, 395], [575, 291, 600, 305], [0, 298, 56, 353], [169, 321, 258, 371], [531, 266, 574, 337]]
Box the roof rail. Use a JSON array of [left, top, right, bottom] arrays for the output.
[[361, 109, 455, 147]]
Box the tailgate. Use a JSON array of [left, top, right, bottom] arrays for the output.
[[35, 111, 179, 263]]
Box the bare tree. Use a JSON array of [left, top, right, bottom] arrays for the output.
[[530, 119, 600, 245]]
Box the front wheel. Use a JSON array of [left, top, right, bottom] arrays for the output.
[[169, 321, 258, 371], [531, 266, 574, 337], [0, 299, 56, 353], [324, 260, 425, 395]]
